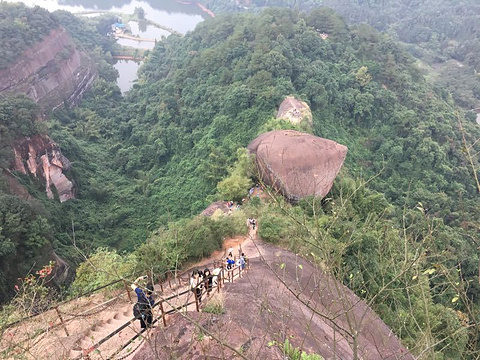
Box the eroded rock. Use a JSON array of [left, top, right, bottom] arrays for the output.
[[248, 130, 347, 202], [13, 134, 75, 202], [0, 27, 96, 111]]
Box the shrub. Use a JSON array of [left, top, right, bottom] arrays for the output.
[[258, 213, 288, 243], [71, 248, 137, 295], [202, 291, 225, 314]]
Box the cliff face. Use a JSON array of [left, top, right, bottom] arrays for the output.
[[0, 27, 96, 111], [13, 135, 75, 202]]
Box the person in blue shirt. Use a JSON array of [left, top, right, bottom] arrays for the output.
[[226, 257, 235, 270], [131, 276, 154, 329]]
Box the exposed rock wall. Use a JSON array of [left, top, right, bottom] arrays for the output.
[[13, 135, 75, 202], [248, 130, 347, 202], [0, 27, 96, 111]]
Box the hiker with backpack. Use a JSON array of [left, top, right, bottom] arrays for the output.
[[226, 256, 235, 270], [131, 276, 155, 329]]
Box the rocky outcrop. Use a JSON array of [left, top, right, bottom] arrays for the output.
[[248, 130, 347, 202], [0, 27, 96, 111], [2, 170, 32, 200], [201, 201, 229, 216], [277, 96, 313, 127], [13, 135, 75, 202]]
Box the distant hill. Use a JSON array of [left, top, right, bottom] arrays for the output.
[[200, 0, 480, 109]]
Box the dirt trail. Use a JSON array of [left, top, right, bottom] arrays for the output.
[[2, 225, 413, 359], [1, 230, 255, 360], [134, 233, 414, 360]]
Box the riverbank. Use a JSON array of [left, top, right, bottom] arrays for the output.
[[196, 3, 215, 17]]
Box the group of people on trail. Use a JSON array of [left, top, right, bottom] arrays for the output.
[[131, 275, 154, 329], [133, 217, 255, 328], [190, 268, 216, 303], [224, 248, 247, 271], [190, 249, 249, 303]]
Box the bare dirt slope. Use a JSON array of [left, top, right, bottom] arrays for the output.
[[134, 235, 413, 360]]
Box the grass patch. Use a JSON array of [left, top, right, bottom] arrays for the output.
[[202, 291, 225, 315]]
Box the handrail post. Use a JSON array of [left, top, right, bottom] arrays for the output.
[[123, 280, 132, 303], [193, 287, 199, 312], [159, 301, 167, 327], [54, 306, 69, 336]]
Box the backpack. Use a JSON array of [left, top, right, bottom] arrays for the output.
[[133, 302, 143, 318]]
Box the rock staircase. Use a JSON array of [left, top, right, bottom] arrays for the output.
[[1, 233, 253, 360]]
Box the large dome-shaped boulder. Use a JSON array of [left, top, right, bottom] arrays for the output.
[[248, 130, 347, 202]]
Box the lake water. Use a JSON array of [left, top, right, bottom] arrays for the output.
[[6, 0, 207, 92], [114, 60, 142, 93]]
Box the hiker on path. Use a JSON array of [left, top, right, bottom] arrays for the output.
[[190, 270, 203, 303], [239, 254, 246, 270], [242, 252, 249, 270], [226, 256, 235, 270], [131, 276, 154, 329], [203, 268, 213, 294], [212, 267, 221, 287]]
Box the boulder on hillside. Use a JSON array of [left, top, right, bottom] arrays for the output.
[[248, 130, 347, 202], [276, 96, 313, 127], [201, 201, 229, 216]]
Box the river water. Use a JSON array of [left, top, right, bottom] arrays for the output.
[[6, 0, 207, 92]]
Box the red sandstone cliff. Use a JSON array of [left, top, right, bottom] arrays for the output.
[[13, 135, 75, 202], [0, 26, 96, 201], [0, 27, 96, 111]]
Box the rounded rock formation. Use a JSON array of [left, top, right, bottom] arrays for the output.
[[248, 130, 347, 202], [276, 96, 313, 128]]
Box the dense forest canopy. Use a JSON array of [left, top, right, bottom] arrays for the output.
[[0, 3, 58, 69], [0, 2, 479, 357], [201, 0, 480, 109]]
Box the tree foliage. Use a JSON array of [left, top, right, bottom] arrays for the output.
[[0, 3, 58, 69]]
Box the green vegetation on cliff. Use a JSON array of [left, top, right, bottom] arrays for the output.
[[0, 95, 53, 302], [1, 5, 479, 357], [0, 3, 58, 69]]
